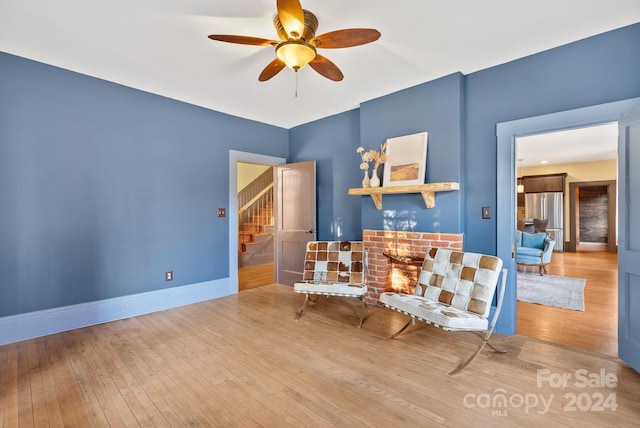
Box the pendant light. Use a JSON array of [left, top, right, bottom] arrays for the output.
[[517, 159, 525, 193]]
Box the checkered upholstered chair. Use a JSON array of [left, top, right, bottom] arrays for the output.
[[380, 248, 508, 375], [293, 241, 367, 327]]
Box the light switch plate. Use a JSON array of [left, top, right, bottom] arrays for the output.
[[482, 206, 491, 219]]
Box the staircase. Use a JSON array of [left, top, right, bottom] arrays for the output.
[[238, 168, 274, 268]]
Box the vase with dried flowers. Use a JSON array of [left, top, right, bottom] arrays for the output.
[[367, 142, 387, 187], [357, 146, 373, 187]]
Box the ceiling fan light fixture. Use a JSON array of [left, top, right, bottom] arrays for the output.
[[276, 41, 316, 71], [208, 1, 379, 81]]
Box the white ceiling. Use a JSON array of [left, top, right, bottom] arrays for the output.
[[517, 122, 619, 167], [1, 1, 639, 129]]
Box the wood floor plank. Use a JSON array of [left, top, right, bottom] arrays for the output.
[[26, 340, 48, 427], [0, 344, 9, 425], [517, 251, 618, 356], [35, 339, 66, 427], [46, 333, 89, 427], [1, 344, 19, 427], [89, 326, 165, 427], [238, 263, 275, 291], [103, 319, 190, 427], [156, 300, 336, 423], [1, 283, 639, 426], [16, 342, 35, 427], [162, 326, 289, 425], [124, 316, 224, 426]]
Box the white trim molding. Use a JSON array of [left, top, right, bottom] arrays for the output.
[[0, 278, 231, 346]]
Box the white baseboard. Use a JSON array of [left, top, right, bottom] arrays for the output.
[[0, 278, 232, 346]]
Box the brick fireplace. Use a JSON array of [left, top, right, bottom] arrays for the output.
[[362, 229, 463, 305]]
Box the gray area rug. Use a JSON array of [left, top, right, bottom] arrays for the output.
[[517, 272, 585, 311]]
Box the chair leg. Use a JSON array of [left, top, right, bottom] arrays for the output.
[[449, 330, 506, 376], [485, 340, 508, 354], [387, 318, 413, 340], [448, 267, 509, 376], [471, 331, 507, 353], [357, 297, 366, 328], [294, 294, 311, 321]]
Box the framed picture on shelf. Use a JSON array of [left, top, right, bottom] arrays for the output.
[[382, 132, 428, 187]]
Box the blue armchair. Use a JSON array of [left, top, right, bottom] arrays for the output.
[[516, 231, 555, 276]]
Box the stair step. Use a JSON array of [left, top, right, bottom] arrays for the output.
[[243, 224, 263, 233], [238, 234, 274, 267], [250, 216, 274, 226], [238, 231, 255, 241], [239, 231, 271, 242]]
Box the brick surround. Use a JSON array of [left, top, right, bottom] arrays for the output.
[[362, 229, 463, 305]]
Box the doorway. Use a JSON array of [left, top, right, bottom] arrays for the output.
[[568, 181, 617, 253], [237, 162, 276, 291], [229, 151, 285, 294], [229, 152, 317, 293], [497, 98, 640, 358], [514, 124, 619, 355]]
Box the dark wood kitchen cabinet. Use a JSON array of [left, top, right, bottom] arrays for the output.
[[522, 173, 567, 193]]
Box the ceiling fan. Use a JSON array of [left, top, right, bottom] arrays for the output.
[[208, 0, 381, 82]]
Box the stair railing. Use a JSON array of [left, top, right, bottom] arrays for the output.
[[238, 168, 274, 237], [239, 183, 274, 230]]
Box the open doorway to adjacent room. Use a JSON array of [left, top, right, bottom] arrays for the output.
[[231, 155, 317, 292], [237, 161, 276, 291], [514, 122, 619, 356], [229, 151, 285, 295]]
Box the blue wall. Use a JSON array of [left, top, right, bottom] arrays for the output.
[[464, 23, 640, 256], [289, 109, 362, 241], [0, 52, 288, 317], [359, 73, 464, 233], [2, 23, 639, 332], [290, 24, 640, 251], [463, 23, 640, 334], [287, 23, 640, 334], [289, 73, 465, 237]]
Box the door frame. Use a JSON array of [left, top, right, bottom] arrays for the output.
[[229, 150, 285, 294], [496, 97, 640, 335], [568, 180, 617, 253]]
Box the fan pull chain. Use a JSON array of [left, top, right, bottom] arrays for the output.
[[295, 70, 299, 98]]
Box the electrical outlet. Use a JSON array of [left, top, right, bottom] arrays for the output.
[[482, 206, 492, 219], [165, 271, 173, 281], [217, 208, 226, 217]]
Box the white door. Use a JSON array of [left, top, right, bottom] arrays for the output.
[[618, 107, 640, 372], [275, 161, 316, 285]]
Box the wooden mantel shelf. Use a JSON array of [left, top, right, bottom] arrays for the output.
[[348, 182, 460, 210]]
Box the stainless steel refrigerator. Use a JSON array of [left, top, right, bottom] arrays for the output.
[[525, 192, 564, 252]]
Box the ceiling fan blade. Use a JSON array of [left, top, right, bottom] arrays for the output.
[[311, 29, 381, 48], [308, 55, 344, 81], [276, 0, 305, 38], [208, 34, 277, 46], [259, 58, 286, 81]]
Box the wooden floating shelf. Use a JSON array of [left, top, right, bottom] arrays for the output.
[[348, 182, 460, 210]]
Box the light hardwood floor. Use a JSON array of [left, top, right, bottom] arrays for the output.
[[243, 254, 618, 357], [238, 263, 275, 291], [2, 284, 639, 426], [516, 251, 618, 357]]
